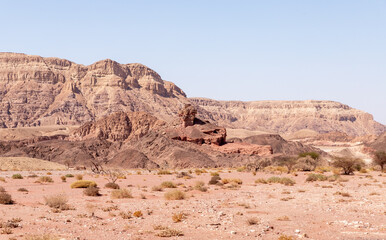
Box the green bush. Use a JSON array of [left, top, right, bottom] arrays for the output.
[[12, 174, 23, 179], [306, 173, 327, 182], [299, 152, 320, 160]]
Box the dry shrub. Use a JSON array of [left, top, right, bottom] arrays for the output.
[[0, 186, 5, 192], [208, 176, 221, 185], [222, 178, 242, 185], [172, 212, 186, 223], [176, 172, 192, 179], [70, 180, 97, 188], [246, 217, 259, 225], [332, 157, 364, 175], [119, 211, 132, 219], [60, 176, 66, 182], [193, 181, 207, 192], [105, 182, 120, 189], [327, 174, 340, 182], [157, 170, 172, 175], [164, 190, 186, 200], [151, 185, 163, 191], [133, 211, 143, 218], [334, 191, 351, 197], [277, 216, 290, 221], [65, 174, 74, 178], [267, 177, 296, 186], [12, 174, 23, 179], [75, 174, 83, 180], [306, 173, 327, 182], [255, 178, 267, 184], [0, 177, 5, 182], [0, 192, 13, 205], [111, 188, 132, 199], [278, 235, 294, 240], [39, 176, 53, 183], [161, 181, 176, 188], [156, 228, 184, 237], [83, 186, 101, 196], [18, 188, 28, 192], [25, 234, 59, 240], [44, 193, 69, 210]]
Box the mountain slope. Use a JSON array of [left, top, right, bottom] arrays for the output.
[[0, 52, 187, 128], [191, 98, 385, 136]]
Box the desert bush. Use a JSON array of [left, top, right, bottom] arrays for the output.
[[255, 178, 267, 184], [157, 170, 172, 175], [306, 173, 327, 182], [133, 210, 143, 218], [164, 190, 186, 200], [295, 155, 318, 171], [28, 174, 38, 178], [277, 155, 298, 173], [327, 174, 340, 182], [208, 175, 221, 185], [334, 191, 351, 197], [60, 176, 66, 182], [176, 172, 192, 179], [12, 174, 23, 179], [119, 211, 132, 219], [278, 235, 294, 240], [172, 212, 186, 223], [222, 178, 243, 185], [18, 188, 28, 192], [263, 166, 288, 174], [210, 172, 219, 176], [267, 176, 296, 186], [156, 228, 184, 237], [44, 193, 69, 210], [315, 166, 332, 173], [75, 174, 83, 180], [65, 174, 74, 178], [25, 234, 59, 240], [246, 217, 260, 225], [0, 192, 13, 204], [373, 151, 386, 172], [39, 176, 53, 183], [0, 186, 5, 192], [0, 177, 5, 182], [111, 188, 132, 199], [83, 186, 101, 196], [332, 157, 364, 175], [151, 185, 163, 191], [70, 180, 97, 188], [105, 182, 120, 189], [299, 152, 320, 160], [193, 181, 207, 192], [160, 181, 177, 188]]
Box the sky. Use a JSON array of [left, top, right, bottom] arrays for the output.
[[1, 0, 385, 124]]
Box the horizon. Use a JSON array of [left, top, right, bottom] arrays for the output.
[[1, 1, 385, 124]]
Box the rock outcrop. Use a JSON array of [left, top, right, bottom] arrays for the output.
[[191, 98, 386, 136], [0, 53, 187, 128]]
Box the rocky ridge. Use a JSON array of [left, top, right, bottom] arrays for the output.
[[191, 98, 385, 136]]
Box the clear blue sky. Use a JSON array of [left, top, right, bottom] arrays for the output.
[[1, 0, 385, 124]]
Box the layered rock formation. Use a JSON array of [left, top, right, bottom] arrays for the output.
[[0, 53, 187, 128], [191, 98, 386, 136]]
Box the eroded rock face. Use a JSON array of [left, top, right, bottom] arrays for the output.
[[0, 53, 187, 128], [212, 142, 272, 156], [191, 98, 386, 136], [69, 111, 166, 142]]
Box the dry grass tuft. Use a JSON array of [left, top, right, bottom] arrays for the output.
[[70, 180, 97, 188], [44, 193, 69, 210], [160, 181, 177, 188], [172, 212, 186, 223], [111, 188, 132, 199], [164, 190, 186, 200], [0, 192, 14, 204]]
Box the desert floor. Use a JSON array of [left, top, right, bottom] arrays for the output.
[[0, 169, 385, 240]]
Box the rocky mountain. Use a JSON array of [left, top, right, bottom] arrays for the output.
[[0, 52, 187, 128], [0, 52, 384, 137], [191, 98, 385, 136]]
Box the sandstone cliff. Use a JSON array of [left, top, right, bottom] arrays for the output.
[[0, 53, 187, 128], [191, 98, 385, 136]]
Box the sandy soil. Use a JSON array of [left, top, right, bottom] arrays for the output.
[[0, 169, 384, 240]]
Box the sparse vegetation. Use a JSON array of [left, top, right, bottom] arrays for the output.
[[25, 234, 59, 240], [332, 157, 364, 175], [44, 193, 69, 210], [133, 210, 143, 218], [111, 188, 132, 199], [161, 181, 177, 188], [255, 178, 268, 184], [0, 192, 13, 204], [156, 228, 184, 237], [12, 174, 23, 179], [18, 187, 28, 192], [246, 217, 260, 225], [208, 175, 221, 185], [164, 190, 186, 200], [70, 180, 97, 188], [193, 181, 207, 192], [152, 185, 163, 191], [83, 186, 101, 196], [105, 182, 120, 189], [172, 212, 186, 223], [299, 152, 320, 160], [306, 173, 327, 182], [157, 170, 172, 175], [60, 176, 66, 182], [374, 151, 386, 171], [39, 176, 53, 183], [65, 174, 74, 178], [75, 174, 83, 180], [222, 178, 243, 185], [267, 176, 296, 186]]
